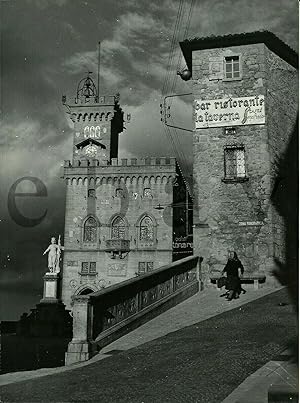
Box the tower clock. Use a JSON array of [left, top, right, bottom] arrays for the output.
[[62, 73, 124, 163]]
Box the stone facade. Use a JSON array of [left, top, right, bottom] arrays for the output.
[[62, 159, 176, 308], [61, 77, 190, 309], [179, 32, 298, 284]]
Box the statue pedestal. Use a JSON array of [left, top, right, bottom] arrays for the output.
[[40, 272, 60, 304], [15, 271, 72, 339]]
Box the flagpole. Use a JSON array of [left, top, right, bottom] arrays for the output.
[[97, 41, 101, 99]]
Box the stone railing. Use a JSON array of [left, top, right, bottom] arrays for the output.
[[105, 239, 130, 252], [65, 255, 200, 365]]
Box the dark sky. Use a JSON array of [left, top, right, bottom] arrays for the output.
[[0, 0, 298, 320]]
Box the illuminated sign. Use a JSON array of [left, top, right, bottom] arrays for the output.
[[194, 95, 265, 129]]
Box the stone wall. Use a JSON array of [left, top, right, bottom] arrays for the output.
[[190, 42, 297, 285]]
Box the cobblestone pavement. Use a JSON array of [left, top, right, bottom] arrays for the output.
[[0, 288, 297, 403]]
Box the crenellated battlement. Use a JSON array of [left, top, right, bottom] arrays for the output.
[[64, 157, 176, 168], [67, 95, 115, 106]]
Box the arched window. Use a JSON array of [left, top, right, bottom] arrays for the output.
[[83, 217, 97, 242], [111, 216, 126, 239], [139, 216, 154, 241]]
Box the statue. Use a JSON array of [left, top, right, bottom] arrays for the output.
[[43, 235, 64, 273]]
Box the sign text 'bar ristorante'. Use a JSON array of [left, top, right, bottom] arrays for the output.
[[194, 95, 265, 129]]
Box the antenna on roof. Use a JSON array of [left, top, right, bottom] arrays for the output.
[[97, 41, 101, 99]]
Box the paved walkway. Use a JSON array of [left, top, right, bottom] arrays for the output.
[[0, 286, 297, 402], [222, 350, 298, 403]]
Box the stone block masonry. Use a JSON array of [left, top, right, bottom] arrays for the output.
[[180, 32, 298, 285], [61, 157, 177, 309]]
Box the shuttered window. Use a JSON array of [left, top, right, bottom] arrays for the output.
[[81, 262, 97, 275]]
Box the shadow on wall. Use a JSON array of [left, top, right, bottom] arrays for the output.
[[271, 115, 298, 364], [270, 115, 298, 315]]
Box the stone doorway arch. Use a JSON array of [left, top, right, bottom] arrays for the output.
[[78, 287, 95, 295]]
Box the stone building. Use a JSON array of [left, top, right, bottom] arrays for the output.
[[60, 75, 192, 308], [179, 31, 298, 283]]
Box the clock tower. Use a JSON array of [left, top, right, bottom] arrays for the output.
[[63, 73, 124, 164], [60, 73, 190, 310]]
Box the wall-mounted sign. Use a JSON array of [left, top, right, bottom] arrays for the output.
[[238, 221, 264, 226], [173, 241, 193, 249], [194, 95, 265, 129], [173, 236, 193, 249]]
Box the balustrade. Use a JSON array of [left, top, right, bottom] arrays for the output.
[[65, 255, 200, 365], [105, 239, 130, 252]]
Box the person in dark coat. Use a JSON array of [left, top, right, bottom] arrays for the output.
[[221, 251, 245, 301]]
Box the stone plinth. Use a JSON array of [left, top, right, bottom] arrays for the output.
[[40, 273, 60, 304], [65, 295, 94, 365]]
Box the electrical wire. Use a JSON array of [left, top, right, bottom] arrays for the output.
[[162, 0, 184, 96], [160, 0, 196, 192], [169, 0, 196, 97]]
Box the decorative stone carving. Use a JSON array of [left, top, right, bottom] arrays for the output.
[[107, 263, 127, 277], [98, 279, 108, 288], [70, 280, 78, 289]]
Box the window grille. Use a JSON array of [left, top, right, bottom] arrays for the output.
[[83, 217, 97, 242], [111, 216, 126, 239], [224, 146, 246, 179], [139, 216, 154, 241]]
